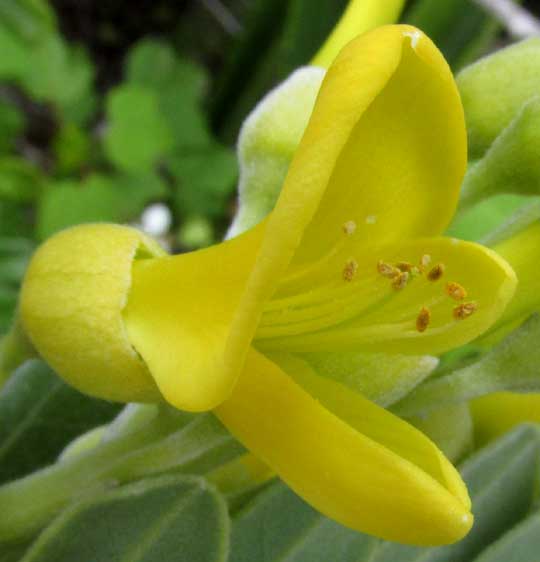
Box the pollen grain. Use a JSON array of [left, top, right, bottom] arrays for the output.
[[427, 263, 445, 282], [392, 271, 409, 290], [343, 259, 359, 282], [453, 301, 478, 320], [446, 282, 467, 301], [416, 307, 431, 332]]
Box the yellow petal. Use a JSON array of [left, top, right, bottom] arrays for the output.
[[485, 222, 540, 341], [471, 392, 540, 446], [223, 25, 468, 397], [312, 0, 406, 69], [284, 25, 466, 268], [216, 349, 472, 545], [256, 236, 516, 355], [123, 223, 266, 411], [20, 224, 165, 403]]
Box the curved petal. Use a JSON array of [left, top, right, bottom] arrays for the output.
[[123, 223, 265, 411], [229, 25, 467, 379], [255, 236, 516, 355], [216, 349, 472, 545]]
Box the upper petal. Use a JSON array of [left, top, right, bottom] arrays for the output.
[[222, 25, 468, 404]]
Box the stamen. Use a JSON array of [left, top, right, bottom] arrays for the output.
[[377, 261, 399, 279], [427, 263, 445, 281], [343, 259, 359, 282], [453, 301, 478, 320], [392, 271, 409, 290], [446, 282, 467, 301], [416, 307, 430, 332], [342, 220, 357, 236], [420, 254, 431, 272], [396, 261, 413, 273]]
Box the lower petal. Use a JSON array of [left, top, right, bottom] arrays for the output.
[[215, 348, 472, 546]]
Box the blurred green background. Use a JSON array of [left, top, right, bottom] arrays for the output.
[[0, 0, 535, 334]]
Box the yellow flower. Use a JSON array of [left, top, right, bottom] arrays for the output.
[[20, 26, 517, 545]]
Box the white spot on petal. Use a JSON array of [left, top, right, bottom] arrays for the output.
[[365, 215, 377, 225], [403, 30, 422, 49]]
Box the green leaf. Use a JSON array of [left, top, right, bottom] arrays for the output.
[[37, 173, 167, 239], [0, 101, 25, 152], [0, 201, 32, 245], [20, 475, 229, 562], [0, 23, 29, 80], [170, 144, 237, 218], [230, 425, 540, 562], [52, 122, 92, 176], [278, 0, 349, 74], [0, 359, 120, 484], [0, 157, 43, 203], [0, 0, 56, 44], [22, 36, 96, 124], [447, 194, 535, 242], [473, 510, 540, 562], [127, 39, 207, 102], [127, 40, 211, 148], [211, 0, 346, 141], [457, 96, 540, 212], [457, 38, 540, 159], [299, 351, 437, 408], [0, 287, 19, 335], [0, 237, 33, 286], [230, 481, 376, 562], [104, 85, 173, 172], [0, 412, 243, 542], [0, 541, 29, 562], [393, 315, 540, 417]]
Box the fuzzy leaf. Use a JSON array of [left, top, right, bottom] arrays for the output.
[[0, 360, 120, 484], [19, 475, 229, 562], [393, 315, 540, 417]]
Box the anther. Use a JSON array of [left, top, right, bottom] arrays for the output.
[[377, 261, 399, 279], [342, 220, 357, 236], [392, 271, 409, 290], [416, 307, 431, 332], [420, 254, 431, 271], [396, 261, 414, 273], [446, 282, 467, 301], [453, 301, 478, 320], [427, 263, 445, 281], [343, 259, 359, 281]]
